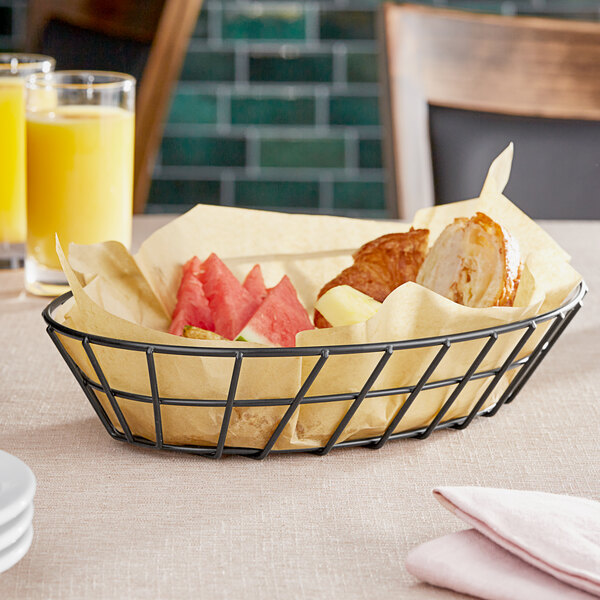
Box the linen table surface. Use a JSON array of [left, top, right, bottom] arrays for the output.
[[0, 217, 598, 600]]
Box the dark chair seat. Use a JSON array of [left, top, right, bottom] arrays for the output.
[[429, 106, 600, 219], [378, 4, 600, 220], [41, 18, 150, 84]]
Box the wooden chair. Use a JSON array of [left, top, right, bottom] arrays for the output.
[[26, 0, 204, 214], [378, 4, 600, 219]]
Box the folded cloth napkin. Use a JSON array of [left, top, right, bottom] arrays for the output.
[[407, 529, 596, 600], [406, 487, 600, 599]]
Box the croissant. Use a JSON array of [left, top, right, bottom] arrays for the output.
[[416, 212, 521, 308], [314, 228, 430, 328]]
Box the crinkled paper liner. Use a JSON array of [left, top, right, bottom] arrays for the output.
[[54, 145, 581, 451]]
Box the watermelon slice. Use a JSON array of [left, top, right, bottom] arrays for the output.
[[200, 253, 261, 340], [168, 256, 214, 336], [243, 264, 268, 303], [237, 275, 314, 347]]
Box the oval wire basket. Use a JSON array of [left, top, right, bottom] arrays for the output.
[[43, 281, 587, 460]]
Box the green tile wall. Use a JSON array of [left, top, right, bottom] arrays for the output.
[[346, 52, 379, 83], [231, 96, 315, 126], [194, 11, 209, 38], [148, 180, 221, 207], [261, 138, 346, 169], [168, 93, 218, 124], [180, 50, 235, 82], [223, 5, 306, 40], [333, 182, 386, 210], [161, 137, 246, 167], [152, 1, 389, 218], [2, 0, 598, 217], [235, 181, 320, 208], [0, 0, 26, 49], [359, 139, 382, 169], [249, 53, 333, 83], [319, 10, 376, 40], [329, 95, 380, 126]]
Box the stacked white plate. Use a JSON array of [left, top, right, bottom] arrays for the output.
[[0, 450, 36, 574]]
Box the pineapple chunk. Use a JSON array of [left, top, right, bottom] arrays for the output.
[[314, 285, 382, 327], [183, 326, 226, 340]]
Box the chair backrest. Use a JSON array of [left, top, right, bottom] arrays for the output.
[[378, 4, 600, 219], [27, 0, 204, 214]]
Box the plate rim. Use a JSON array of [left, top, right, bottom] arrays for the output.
[[0, 451, 36, 527]]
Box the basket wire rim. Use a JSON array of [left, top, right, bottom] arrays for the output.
[[42, 280, 587, 356]]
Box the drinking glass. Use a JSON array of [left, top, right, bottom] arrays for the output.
[[0, 54, 54, 269], [25, 71, 135, 296]]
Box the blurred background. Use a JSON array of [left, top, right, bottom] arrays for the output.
[[1, 0, 599, 219]]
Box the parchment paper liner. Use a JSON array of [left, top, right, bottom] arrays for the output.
[[54, 145, 582, 451]]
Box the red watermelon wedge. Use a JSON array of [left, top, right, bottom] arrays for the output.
[[169, 256, 214, 336], [243, 264, 268, 303], [200, 253, 261, 340], [237, 275, 314, 347]]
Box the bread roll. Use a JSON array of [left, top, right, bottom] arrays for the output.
[[314, 228, 430, 328], [416, 212, 521, 308]]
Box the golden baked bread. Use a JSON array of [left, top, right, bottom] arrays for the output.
[[416, 212, 521, 308], [314, 228, 430, 328]]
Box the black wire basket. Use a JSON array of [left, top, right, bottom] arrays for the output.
[[43, 281, 586, 460]]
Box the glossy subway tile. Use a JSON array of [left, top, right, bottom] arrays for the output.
[[167, 93, 218, 124], [319, 10, 376, 40], [249, 52, 333, 82], [234, 179, 320, 207], [148, 179, 221, 206], [260, 137, 346, 168], [329, 95, 380, 126], [161, 136, 246, 167], [222, 3, 306, 40], [180, 50, 236, 82], [359, 139, 383, 169], [346, 51, 378, 84], [231, 95, 315, 125], [333, 180, 386, 210]]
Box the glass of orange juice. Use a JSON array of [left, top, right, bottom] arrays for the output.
[[0, 54, 54, 269], [25, 71, 135, 295]]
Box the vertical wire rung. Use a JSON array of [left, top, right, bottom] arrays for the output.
[[46, 326, 119, 438], [498, 313, 565, 408], [213, 353, 243, 459], [503, 304, 581, 406], [419, 333, 498, 439], [460, 323, 537, 425], [254, 350, 330, 460], [82, 337, 134, 443], [146, 348, 163, 449], [318, 346, 394, 456], [372, 340, 451, 449]]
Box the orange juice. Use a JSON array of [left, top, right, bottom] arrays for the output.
[[0, 77, 26, 245], [26, 105, 134, 271]]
